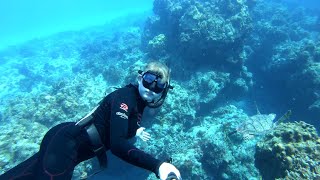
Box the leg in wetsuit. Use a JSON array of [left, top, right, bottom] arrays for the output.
[[0, 122, 95, 180]]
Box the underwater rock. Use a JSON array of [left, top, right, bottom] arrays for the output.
[[188, 71, 230, 104], [0, 121, 48, 174], [255, 121, 320, 180], [147, 34, 167, 59], [248, 0, 320, 125], [288, 61, 320, 121], [142, 0, 255, 102], [143, 0, 253, 71]]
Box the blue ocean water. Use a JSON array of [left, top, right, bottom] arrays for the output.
[[0, 0, 320, 179], [284, 0, 320, 10], [0, 0, 153, 50]]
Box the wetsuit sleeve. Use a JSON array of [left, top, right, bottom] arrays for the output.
[[109, 90, 163, 175]]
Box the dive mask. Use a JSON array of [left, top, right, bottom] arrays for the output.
[[138, 70, 173, 108], [141, 71, 167, 94]]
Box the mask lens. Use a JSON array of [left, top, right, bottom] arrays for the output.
[[142, 72, 166, 93], [157, 82, 166, 89], [152, 86, 165, 94], [143, 73, 157, 83]]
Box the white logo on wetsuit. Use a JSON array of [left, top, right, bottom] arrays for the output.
[[116, 112, 128, 119]]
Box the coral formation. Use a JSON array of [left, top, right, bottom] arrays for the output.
[[147, 34, 167, 58], [144, 0, 252, 65], [142, 0, 257, 102], [154, 70, 230, 129], [255, 121, 320, 180], [138, 105, 262, 179], [248, 0, 320, 125], [0, 121, 47, 173]]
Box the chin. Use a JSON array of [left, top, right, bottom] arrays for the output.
[[142, 94, 154, 102]]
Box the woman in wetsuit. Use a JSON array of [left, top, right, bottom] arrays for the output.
[[0, 61, 181, 180]]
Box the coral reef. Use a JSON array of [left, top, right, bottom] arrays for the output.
[[147, 34, 167, 58], [142, 0, 254, 88], [142, 0, 256, 102], [0, 121, 47, 174], [144, 0, 252, 62], [151, 70, 230, 129], [2, 73, 107, 128], [247, 0, 320, 125], [255, 121, 320, 180], [138, 105, 263, 180]]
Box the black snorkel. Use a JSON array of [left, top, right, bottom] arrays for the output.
[[138, 70, 173, 108], [166, 172, 179, 180]]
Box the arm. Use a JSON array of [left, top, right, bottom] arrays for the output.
[[109, 90, 163, 175]]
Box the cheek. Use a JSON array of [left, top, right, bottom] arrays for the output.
[[143, 91, 159, 101], [152, 92, 162, 99], [138, 83, 162, 101]]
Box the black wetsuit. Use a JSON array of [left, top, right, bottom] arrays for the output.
[[0, 84, 163, 180]]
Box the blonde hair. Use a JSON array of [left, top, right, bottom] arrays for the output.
[[144, 61, 170, 84]]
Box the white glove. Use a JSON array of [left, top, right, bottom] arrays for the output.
[[136, 127, 151, 142], [158, 162, 181, 180]]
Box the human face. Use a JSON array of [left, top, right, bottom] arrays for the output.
[[141, 72, 167, 93], [138, 77, 163, 102]]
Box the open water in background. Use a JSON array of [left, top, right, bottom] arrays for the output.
[[0, 0, 153, 50]]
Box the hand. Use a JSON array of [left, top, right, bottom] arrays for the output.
[[158, 162, 181, 180], [136, 127, 151, 141]]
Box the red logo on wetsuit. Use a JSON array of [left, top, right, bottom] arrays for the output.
[[120, 103, 128, 112]]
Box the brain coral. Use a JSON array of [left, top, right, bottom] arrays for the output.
[[255, 121, 320, 180]]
